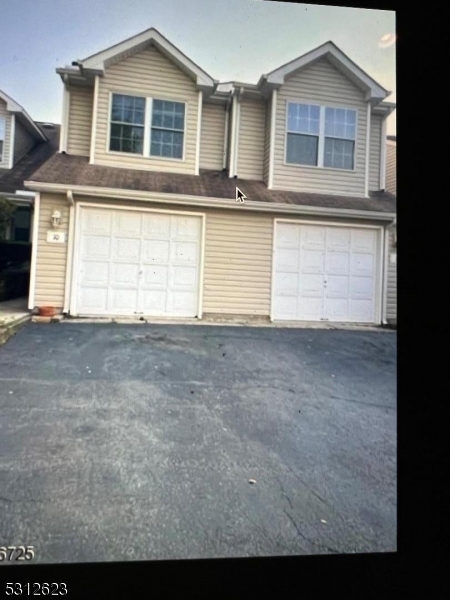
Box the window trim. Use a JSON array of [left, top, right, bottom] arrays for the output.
[[106, 91, 187, 163], [284, 99, 358, 172], [108, 92, 146, 156], [0, 115, 6, 164]]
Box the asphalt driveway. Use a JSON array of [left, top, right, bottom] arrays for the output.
[[0, 323, 396, 563]]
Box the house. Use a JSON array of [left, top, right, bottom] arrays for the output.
[[0, 89, 60, 242], [24, 27, 397, 325]]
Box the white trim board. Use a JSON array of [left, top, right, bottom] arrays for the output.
[[28, 192, 40, 310]]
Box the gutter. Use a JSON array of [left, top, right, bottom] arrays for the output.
[[23, 180, 397, 222]]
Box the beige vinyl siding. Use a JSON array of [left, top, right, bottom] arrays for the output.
[[263, 96, 271, 184], [67, 85, 93, 156], [94, 45, 199, 174], [236, 96, 266, 180], [13, 119, 36, 164], [369, 114, 382, 191], [34, 194, 70, 309], [386, 141, 396, 195], [199, 102, 226, 170], [386, 228, 397, 323], [273, 57, 367, 196], [0, 99, 12, 168]]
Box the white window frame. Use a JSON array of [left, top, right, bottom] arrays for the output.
[[0, 116, 6, 163], [106, 91, 187, 163], [108, 92, 147, 156], [284, 99, 358, 172]]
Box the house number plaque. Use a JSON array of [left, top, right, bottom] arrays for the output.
[[46, 230, 67, 243]]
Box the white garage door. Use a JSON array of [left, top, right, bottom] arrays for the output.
[[74, 207, 202, 317], [273, 222, 381, 323]]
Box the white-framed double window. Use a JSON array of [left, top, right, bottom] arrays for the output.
[[286, 101, 357, 170], [0, 116, 6, 163], [108, 93, 186, 160]]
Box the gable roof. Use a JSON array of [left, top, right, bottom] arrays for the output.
[[0, 89, 47, 141], [74, 27, 216, 92], [259, 41, 389, 102]]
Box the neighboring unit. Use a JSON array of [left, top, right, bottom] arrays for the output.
[[24, 27, 397, 325]]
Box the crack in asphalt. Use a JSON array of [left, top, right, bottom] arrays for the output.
[[283, 509, 339, 554], [328, 395, 396, 410]]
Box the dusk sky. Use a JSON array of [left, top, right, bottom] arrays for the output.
[[0, 1, 396, 134]]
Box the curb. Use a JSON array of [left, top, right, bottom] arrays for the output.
[[0, 314, 31, 345]]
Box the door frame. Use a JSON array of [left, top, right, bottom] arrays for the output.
[[270, 218, 385, 324], [69, 201, 206, 318]]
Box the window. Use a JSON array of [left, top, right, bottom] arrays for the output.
[[150, 100, 185, 159], [286, 103, 320, 166], [286, 102, 357, 170], [109, 94, 145, 154], [108, 94, 186, 160], [324, 107, 356, 170], [0, 117, 5, 163]]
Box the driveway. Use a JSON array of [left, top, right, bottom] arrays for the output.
[[0, 323, 396, 563]]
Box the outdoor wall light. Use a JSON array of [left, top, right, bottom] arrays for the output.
[[51, 210, 61, 228]]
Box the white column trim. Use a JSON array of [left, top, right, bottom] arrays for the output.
[[89, 76, 99, 164], [234, 98, 241, 177], [379, 116, 387, 190], [60, 85, 70, 153], [223, 104, 229, 170], [28, 192, 40, 310], [63, 200, 76, 313], [8, 114, 15, 168], [268, 89, 277, 190], [195, 90, 203, 175], [381, 225, 389, 324], [228, 94, 238, 177], [364, 101, 371, 198]]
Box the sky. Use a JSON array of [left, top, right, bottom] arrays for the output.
[[0, 1, 396, 134]]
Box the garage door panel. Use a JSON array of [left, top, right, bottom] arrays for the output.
[[79, 287, 108, 310], [298, 297, 324, 319], [351, 252, 374, 276], [142, 213, 171, 238], [277, 223, 300, 247], [167, 291, 197, 314], [274, 222, 379, 323], [82, 235, 111, 259], [81, 261, 109, 285], [275, 272, 298, 293], [300, 250, 325, 274], [276, 248, 299, 272], [113, 238, 141, 260], [109, 289, 138, 311], [111, 263, 139, 285], [349, 276, 374, 299], [172, 215, 201, 239], [171, 266, 197, 288], [82, 210, 112, 234], [76, 207, 201, 317], [171, 241, 198, 264], [142, 240, 170, 263], [142, 265, 168, 287], [326, 252, 350, 275], [299, 273, 324, 297], [114, 212, 142, 236], [301, 226, 326, 249]]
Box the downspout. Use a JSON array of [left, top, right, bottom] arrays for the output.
[[379, 113, 388, 190], [223, 94, 232, 170], [60, 74, 70, 153], [28, 192, 40, 310], [228, 90, 238, 178], [63, 190, 75, 314], [233, 86, 244, 178]]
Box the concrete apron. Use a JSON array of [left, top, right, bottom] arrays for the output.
[[52, 315, 393, 333]]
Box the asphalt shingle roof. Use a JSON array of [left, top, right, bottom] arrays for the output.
[[0, 124, 60, 194], [26, 152, 396, 213]]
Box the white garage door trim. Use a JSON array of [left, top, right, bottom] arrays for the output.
[[271, 218, 384, 324], [69, 202, 206, 318]]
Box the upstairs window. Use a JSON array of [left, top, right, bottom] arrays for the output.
[[150, 100, 185, 159], [324, 107, 356, 170], [0, 117, 5, 162], [286, 102, 357, 170], [286, 103, 320, 166], [109, 94, 145, 154]]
